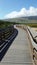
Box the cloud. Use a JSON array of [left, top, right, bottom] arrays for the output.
[[4, 6, 37, 19]]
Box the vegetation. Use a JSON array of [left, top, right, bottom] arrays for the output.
[[0, 19, 37, 29], [10, 22, 37, 27], [0, 20, 13, 28], [24, 23, 37, 27]]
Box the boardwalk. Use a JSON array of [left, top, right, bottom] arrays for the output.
[[0, 27, 33, 65]]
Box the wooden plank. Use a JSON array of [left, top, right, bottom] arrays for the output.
[[0, 27, 33, 65]]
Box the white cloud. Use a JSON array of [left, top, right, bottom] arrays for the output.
[[4, 6, 37, 19]]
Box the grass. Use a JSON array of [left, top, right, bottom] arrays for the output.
[[0, 20, 13, 28], [24, 23, 37, 27], [0, 20, 37, 29], [13, 22, 37, 27]]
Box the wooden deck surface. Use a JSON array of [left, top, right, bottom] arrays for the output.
[[0, 27, 33, 65]]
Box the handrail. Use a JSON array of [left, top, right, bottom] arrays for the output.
[[27, 26, 37, 65], [27, 27, 37, 44]]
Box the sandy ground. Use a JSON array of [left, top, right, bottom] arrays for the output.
[[31, 28, 37, 31]]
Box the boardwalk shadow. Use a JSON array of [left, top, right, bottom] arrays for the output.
[[0, 29, 18, 61]]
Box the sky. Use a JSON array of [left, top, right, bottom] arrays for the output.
[[0, 0, 37, 19]]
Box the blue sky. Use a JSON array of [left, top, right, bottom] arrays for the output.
[[0, 0, 37, 19]]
